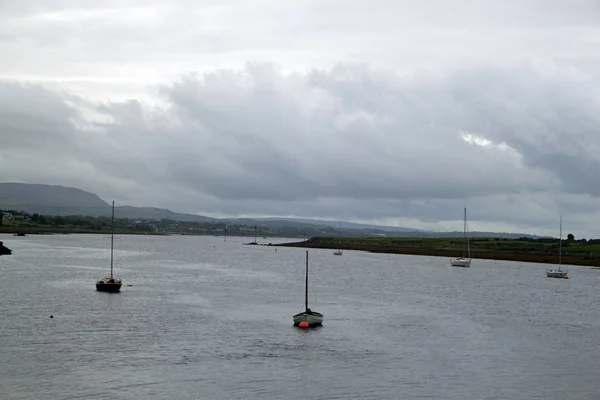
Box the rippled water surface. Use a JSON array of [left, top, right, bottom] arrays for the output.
[[1, 233, 600, 399]]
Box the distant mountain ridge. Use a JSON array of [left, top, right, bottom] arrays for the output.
[[248, 217, 422, 232], [0, 182, 108, 215], [0, 182, 547, 238], [112, 205, 215, 222], [0, 182, 214, 222]]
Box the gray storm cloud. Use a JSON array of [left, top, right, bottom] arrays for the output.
[[1, 62, 598, 236]]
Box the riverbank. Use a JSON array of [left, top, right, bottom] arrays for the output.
[[278, 237, 600, 267]]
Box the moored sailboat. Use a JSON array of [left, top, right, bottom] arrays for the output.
[[96, 201, 122, 293], [451, 207, 471, 267], [293, 251, 323, 327], [333, 221, 343, 256], [546, 216, 569, 279]]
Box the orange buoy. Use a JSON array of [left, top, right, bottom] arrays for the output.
[[299, 321, 309, 328], [275, 248, 278, 252], [50, 315, 54, 318]]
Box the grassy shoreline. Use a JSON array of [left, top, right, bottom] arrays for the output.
[[278, 237, 600, 267]]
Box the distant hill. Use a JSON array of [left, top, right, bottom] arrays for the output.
[[0, 182, 109, 215], [0, 182, 213, 222], [246, 217, 424, 232], [114, 205, 214, 222]]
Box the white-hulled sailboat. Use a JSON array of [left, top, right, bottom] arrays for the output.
[[546, 216, 569, 279], [333, 221, 343, 256], [451, 207, 471, 267], [293, 251, 323, 327]]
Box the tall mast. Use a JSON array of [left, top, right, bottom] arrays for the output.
[[338, 221, 341, 251], [463, 207, 467, 258], [559, 216, 562, 269], [466, 208, 470, 259], [110, 201, 114, 279], [305, 251, 309, 311]]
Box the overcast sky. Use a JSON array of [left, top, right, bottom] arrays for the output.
[[1, 0, 599, 237]]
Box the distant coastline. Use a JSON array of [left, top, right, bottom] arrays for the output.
[[5, 226, 600, 268], [278, 237, 600, 268]]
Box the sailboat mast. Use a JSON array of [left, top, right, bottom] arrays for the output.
[[305, 251, 309, 311], [466, 208, 470, 258], [338, 221, 341, 251], [110, 201, 114, 279], [559, 216, 562, 268], [463, 207, 467, 257]]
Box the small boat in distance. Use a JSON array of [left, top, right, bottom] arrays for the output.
[[333, 221, 343, 256], [546, 216, 568, 279], [293, 251, 324, 328], [451, 207, 471, 267], [96, 201, 122, 293]]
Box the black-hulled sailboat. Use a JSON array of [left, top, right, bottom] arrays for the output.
[[293, 251, 323, 327], [96, 201, 122, 293]]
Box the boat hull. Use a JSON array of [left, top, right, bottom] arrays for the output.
[[293, 311, 324, 327], [333, 250, 343, 256], [451, 258, 470, 267], [96, 278, 122, 293], [0, 241, 12, 255], [546, 270, 568, 278]]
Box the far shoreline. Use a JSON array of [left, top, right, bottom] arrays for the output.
[[4, 227, 599, 268], [277, 239, 600, 268]]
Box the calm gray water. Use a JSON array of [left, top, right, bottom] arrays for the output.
[[1, 233, 599, 399]]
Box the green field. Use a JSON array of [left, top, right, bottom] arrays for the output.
[[314, 236, 600, 255]]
